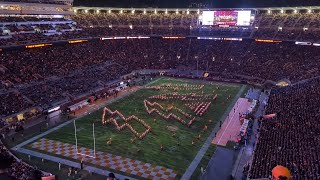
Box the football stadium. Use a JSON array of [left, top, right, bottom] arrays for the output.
[[0, 0, 319, 180]]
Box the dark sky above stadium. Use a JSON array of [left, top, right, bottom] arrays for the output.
[[74, 0, 320, 8]]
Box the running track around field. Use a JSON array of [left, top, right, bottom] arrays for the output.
[[212, 98, 251, 146]]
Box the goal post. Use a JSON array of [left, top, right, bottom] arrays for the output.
[[73, 120, 96, 158]]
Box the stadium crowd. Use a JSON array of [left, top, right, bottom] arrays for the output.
[[0, 140, 44, 180], [0, 92, 32, 117], [249, 77, 320, 179], [0, 66, 126, 114], [2, 12, 320, 47], [0, 8, 320, 180], [0, 39, 319, 118]]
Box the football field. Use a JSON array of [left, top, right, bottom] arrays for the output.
[[25, 77, 243, 179]]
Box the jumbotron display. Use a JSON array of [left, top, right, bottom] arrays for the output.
[[199, 10, 252, 26]]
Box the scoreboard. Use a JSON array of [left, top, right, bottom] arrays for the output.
[[199, 10, 253, 26]]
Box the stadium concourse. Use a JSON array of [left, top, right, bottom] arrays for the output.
[[0, 1, 320, 180]]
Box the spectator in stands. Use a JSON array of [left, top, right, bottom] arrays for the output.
[[249, 78, 320, 179]]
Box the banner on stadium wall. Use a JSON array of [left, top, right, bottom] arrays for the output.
[[197, 37, 222, 40], [100, 36, 150, 40], [25, 43, 52, 48], [68, 100, 89, 112], [162, 36, 186, 39], [68, 40, 88, 44], [295, 41, 312, 46], [42, 176, 55, 180], [263, 113, 277, 119], [196, 37, 242, 41], [48, 106, 60, 113], [255, 39, 282, 43], [224, 38, 242, 41]]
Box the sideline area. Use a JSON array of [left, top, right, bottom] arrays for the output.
[[180, 85, 246, 180], [212, 98, 252, 146], [201, 88, 269, 180]]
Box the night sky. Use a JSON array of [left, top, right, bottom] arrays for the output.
[[74, 0, 320, 8]]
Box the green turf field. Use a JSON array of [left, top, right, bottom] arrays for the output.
[[27, 77, 242, 178]]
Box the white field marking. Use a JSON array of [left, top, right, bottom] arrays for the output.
[[77, 152, 96, 159]]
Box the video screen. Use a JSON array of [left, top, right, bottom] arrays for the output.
[[199, 10, 252, 26], [214, 11, 238, 25]]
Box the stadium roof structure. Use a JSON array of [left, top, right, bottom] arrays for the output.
[[0, 0, 73, 15], [259, 6, 320, 11], [73, 6, 320, 14], [73, 0, 320, 8]]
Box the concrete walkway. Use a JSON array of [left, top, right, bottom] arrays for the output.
[[245, 88, 261, 101], [180, 85, 247, 180], [232, 90, 269, 180], [201, 147, 236, 180]]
